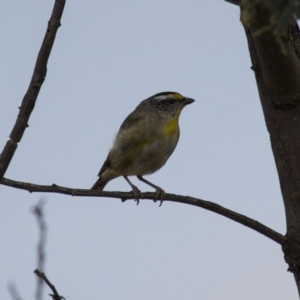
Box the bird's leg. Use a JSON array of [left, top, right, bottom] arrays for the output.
[[123, 176, 143, 205], [137, 176, 165, 206]]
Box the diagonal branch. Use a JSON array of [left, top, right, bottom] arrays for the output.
[[0, 0, 66, 181], [224, 0, 240, 5], [1, 177, 286, 245], [34, 269, 64, 300], [8, 282, 23, 300]]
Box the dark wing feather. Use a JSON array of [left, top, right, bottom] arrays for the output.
[[98, 156, 111, 177]]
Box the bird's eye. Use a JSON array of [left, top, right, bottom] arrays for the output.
[[168, 99, 175, 104]]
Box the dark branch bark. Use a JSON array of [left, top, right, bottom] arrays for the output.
[[0, 0, 66, 181], [224, 0, 240, 6], [240, 3, 300, 296], [1, 177, 285, 245], [34, 270, 64, 300]]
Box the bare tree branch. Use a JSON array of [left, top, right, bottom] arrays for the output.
[[1, 177, 285, 245], [32, 201, 47, 300], [8, 282, 23, 300], [0, 0, 66, 181], [34, 270, 64, 300], [224, 0, 240, 5]]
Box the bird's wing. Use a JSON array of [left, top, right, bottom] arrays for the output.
[[97, 112, 144, 177], [97, 104, 149, 177], [98, 156, 111, 177]]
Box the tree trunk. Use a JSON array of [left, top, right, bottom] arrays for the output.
[[241, 3, 300, 296]]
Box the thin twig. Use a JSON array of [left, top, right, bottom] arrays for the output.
[[34, 270, 64, 300], [0, 0, 66, 181], [8, 282, 23, 300], [32, 201, 47, 300], [1, 177, 286, 245]]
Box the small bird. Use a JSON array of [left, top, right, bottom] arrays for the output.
[[92, 91, 195, 205]]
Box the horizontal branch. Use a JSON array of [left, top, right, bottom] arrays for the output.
[[1, 177, 285, 245]]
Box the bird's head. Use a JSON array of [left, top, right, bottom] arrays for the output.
[[148, 92, 195, 115]]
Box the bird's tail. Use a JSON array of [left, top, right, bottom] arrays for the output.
[[91, 177, 109, 190]]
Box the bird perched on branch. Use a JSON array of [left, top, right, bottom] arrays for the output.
[[92, 91, 195, 205]]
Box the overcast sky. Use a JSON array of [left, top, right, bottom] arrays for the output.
[[0, 1, 297, 299]]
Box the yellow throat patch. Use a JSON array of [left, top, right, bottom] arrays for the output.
[[164, 112, 180, 136]]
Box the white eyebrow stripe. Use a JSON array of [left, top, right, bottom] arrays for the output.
[[154, 95, 171, 100]]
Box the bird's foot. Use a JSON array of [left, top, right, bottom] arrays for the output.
[[154, 187, 166, 207], [131, 186, 143, 205]]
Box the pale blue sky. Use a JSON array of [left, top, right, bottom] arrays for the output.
[[0, 1, 296, 299]]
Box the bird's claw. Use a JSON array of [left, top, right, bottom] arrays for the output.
[[131, 186, 143, 205], [153, 188, 165, 207]]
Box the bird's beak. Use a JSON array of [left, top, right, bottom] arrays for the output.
[[183, 97, 195, 106]]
